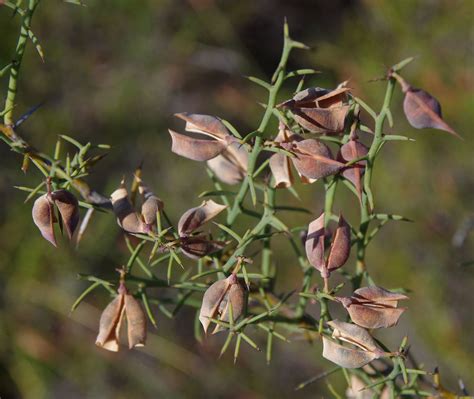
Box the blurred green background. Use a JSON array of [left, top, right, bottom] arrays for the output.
[[0, 0, 473, 398]]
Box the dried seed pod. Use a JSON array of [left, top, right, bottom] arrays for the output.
[[305, 213, 351, 278], [346, 375, 390, 399], [199, 274, 247, 334], [305, 212, 326, 274], [394, 74, 461, 139], [96, 283, 147, 352], [328, 320, 382, 354], [337, 139, 368, 202], [124, 293, 147, 349], [178, 199, 227, 236], [137, 177, 164, 231], [51, 189, 80, 239], [95, 293, 125, 352], [339, 286, 408, 329], [169, 113, 236, 161], [32, 194, 56, 247], [322, 336, 379, 369], [283, 139, 344, 180], [180, 236, 226, 260], [207, 142, 248, 185], [327, 215, 351, 270], [111, 184, 147, 234], [279, 86, 350, 134]]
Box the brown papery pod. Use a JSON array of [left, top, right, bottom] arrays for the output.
[[51, 189, 80, 240], [199, 273, 247, 334], [346, 375, 390, 399], [138, 178, 164, 230], [393, 74, 461, 139], [207, 142, 248, 185], [328, 320, 382, 354], [305, 212, 326, 275], [32, 194, 57, 247], [327, 215, 351, 271], [279, 87, 350, 134], [124, 293, 147, 349], [95, 291, 125, 352], [284, 139, 344, 180], [322, 336, 379, 369], [111, 185, 147, 234], [169, 113, 236, 161], [180, 236, 226, 260], [178, 199, 227, 236], [339, 286, 408, 329], [337, 139, 368, 202]]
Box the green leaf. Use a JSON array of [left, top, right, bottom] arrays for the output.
[[391, 56, 415, 72], [70, 281, 101, 313], [198, 190, 236, 198]]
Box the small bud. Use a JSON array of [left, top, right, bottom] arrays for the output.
[[199, 274, 247, 334], [178, 200, 227, 237], [51, 189, 80, 239], [279, 86, 350, 134], [111, 184, 147, 234], [338, 286, 408, 329], [32, 193, 56, 247]]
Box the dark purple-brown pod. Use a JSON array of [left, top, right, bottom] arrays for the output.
[[337, 139, 368, 202], [178, 200, 227, 236], [180, 236, 226, 260], [327, 215, 351, 271], [394, 74, 461, 139], [305, 212, 326, 275], [279, 87, 350, 134], [51, 189, 80, 240], [284, 139, 344, 180], [175, 113, 230, 141], [137, 177, 164, 231], [32, 194, 56, 247]]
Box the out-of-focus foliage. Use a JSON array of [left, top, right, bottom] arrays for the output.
[[0, 1, 472, 398]]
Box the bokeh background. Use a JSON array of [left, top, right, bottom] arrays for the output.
[[0, 0, 473, 398]]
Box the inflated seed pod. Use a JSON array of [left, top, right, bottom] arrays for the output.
[[32, 193, 57, 247], [111, 184, 147, 234], [51, 189, 80, 239]]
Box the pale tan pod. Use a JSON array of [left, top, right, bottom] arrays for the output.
[[175, 113, 231, 141], [207, 142, 248, 185], [95, 294, 125, 352], [305, 212, 326, 275], [269, 152, 293, 188], [212, 278, 247, 334], [124, 294, 147, 349], [110, 186, 147, 234], [32, 194, 57, 247], [178, 200, 227, 236], [199, 279, 229, 334], [328, 320, 380, 353], [322, 336, 378, 369], [52, 189, 80, 240]]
